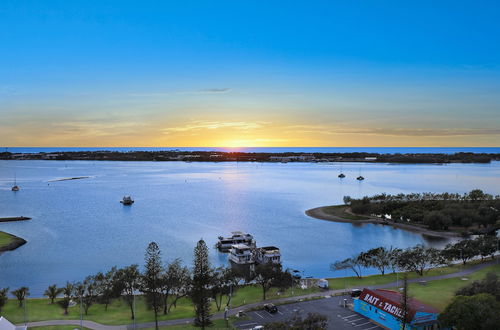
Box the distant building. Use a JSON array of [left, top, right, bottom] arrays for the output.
[[0, 317, 27, 330], [353, 288, 439, 330]]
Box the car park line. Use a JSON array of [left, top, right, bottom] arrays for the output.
[[363, 325, 381, 330], [349, 317, 365, 323], [238, 322, 258, 327], [354, 321, 372, 327], [342, 314, 358, 319], [254, 312, 265, 319]]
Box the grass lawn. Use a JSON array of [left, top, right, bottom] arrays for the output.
[[0, 231, 17, 248], [327, 259, 488, 290], [1, 285, 318, 326], [321, 205, 370, 220], [387, 263, 500, 311]]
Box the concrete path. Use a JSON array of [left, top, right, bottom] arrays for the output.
[[22, 260, 497, 329]]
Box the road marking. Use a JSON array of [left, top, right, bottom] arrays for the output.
[[363, 326, 380, 330], [354, 321, 372, 327], [350, 317, 365, 323], [254, 312, 265, 319], [277, 310, 284, 315], [238, 323, 258, 327], [342, 314, 357, 319]]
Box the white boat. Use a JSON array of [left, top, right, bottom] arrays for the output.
[[228, 244, 255, 265], [11, 175, 19, 191], [120, 196, 134, 205], [216, 231, 255, 252]]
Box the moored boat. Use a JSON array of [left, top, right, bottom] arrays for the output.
[[216, 231, 255, 252], [120, 196, 134, 205]]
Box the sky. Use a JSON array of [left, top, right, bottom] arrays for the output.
[[1, 0, 499, 147]]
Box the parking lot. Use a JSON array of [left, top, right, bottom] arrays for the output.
[[233, 295, 384, 330]]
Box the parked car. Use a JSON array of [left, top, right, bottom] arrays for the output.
[[351, 289, 362, 297], [264, 303, 278, 313]]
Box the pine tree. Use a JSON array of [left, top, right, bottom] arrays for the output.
[[192, 239, 212, 329], [142, 242, 163, 330]]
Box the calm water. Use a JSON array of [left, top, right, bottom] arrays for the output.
[[1, 160, 499, 296]]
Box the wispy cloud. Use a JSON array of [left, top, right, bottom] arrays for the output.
[[162, 120, 266, 134]]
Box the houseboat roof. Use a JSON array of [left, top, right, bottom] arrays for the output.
[[231, 243, 252, 250], [259, 246, 280, 252]]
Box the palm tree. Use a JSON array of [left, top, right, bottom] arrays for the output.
[[11, 287, 29, 307], [44, 284, 62, 304]]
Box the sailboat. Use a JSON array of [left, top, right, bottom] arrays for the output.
[[338, 164, 345, 178], [356, 168, 364, 181], [11, 174, 20, 191]]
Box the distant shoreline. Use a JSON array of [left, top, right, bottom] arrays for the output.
[[305, 206, 460, 238], [1, 150, 498, 164]]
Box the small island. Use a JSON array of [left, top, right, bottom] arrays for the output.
[[306, 189, 500, 238], [0, 231, 27, 252]]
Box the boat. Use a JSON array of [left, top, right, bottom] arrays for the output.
[[228, 244, 255, 265], [356, 168, 364, 181], [338, 165, 345, 178], [120, 196, 134, 205], [11, 175, 19, 191], [255, 246, 281, 265], [216, 231, 255, 252]]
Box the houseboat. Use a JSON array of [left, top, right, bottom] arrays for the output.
[[356, 176, 364, 181], [255, 246, 281, 264], [338, 173, 345, 178], [120, 196, 134, 205], [228, 244, 255, 265], [216, 231, 255, 252]]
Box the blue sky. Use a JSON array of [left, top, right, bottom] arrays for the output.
[[1, 0, 499, 146]]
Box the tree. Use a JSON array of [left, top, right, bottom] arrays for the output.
[[330, 256, 364, 278], [254, 262, 278, 300], [359, 247, 390, 275], [211, 266, 234, 311], [11, 287, 29, 307], [161, 259, 191, 314], [59, 282, 73, 315], [142, 242, 163, 330], [476, 236, 498, 261], [388, 247, 402, 273], [456, 273, 499, 301], [397, 245, 443, 276], [114, 265, 140, 320], [442, 239, 480, 265], [191, 239, 212, 328], [264, 313, 327, 329], [439, 294, 500, 330], [44, 284, 62, 304], [94, 267, 118, 311], [81, 276, 97, 315], [0, 288, 9, 314]]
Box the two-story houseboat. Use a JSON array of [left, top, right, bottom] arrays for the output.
[[216, 231, 255, 252]]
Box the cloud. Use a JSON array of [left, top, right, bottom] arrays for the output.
[[197, 88, 231, 94], [162, 120, 266, 134]]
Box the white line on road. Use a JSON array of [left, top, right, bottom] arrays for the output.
[[254, 312, 265, 319], [238, 323, 258, 327], [363, 325, 380, 330], [342, 314, 357, 319], [277, 310, 284, 315], [355, 321, 372, 327], [350, 318, 365, 323]]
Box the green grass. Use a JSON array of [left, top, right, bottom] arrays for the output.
[[387, 264, 500, 311], [1, 285, 318, 326], [321, 205, 370, 220], [0, 231, 17, 248], [327, 259, 487, 290]]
